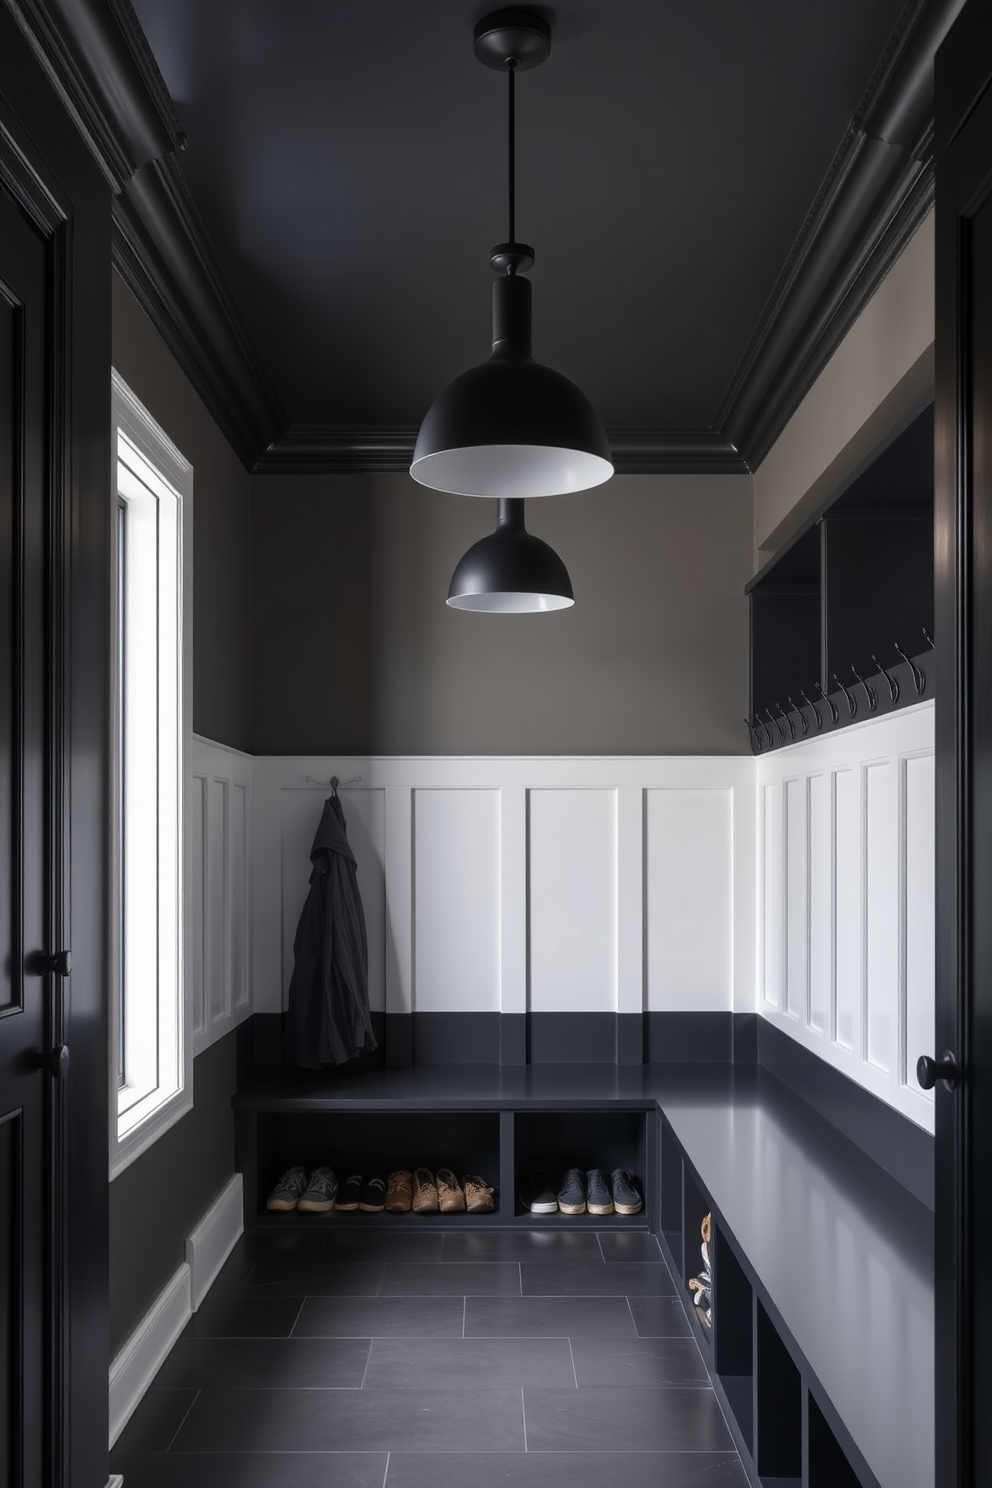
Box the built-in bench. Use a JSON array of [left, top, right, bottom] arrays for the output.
[[233, 1055, 933, 1488]]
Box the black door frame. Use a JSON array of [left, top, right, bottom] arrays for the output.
[[934, 4, 992, 1484]]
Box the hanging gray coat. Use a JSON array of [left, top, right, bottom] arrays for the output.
[[282, 792, 378, 1067]]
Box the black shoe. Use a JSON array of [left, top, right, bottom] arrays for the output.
[[336, 1173, 362, 1212], [557, 1167, 587, 1215], [611, 1169, 642, 1215], [519, 1170, 558, 1214], [586, 1168, 614, 1216], [359, 1175, 387, 1212]]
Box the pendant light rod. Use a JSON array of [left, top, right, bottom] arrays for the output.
[[507, 58, 517, 252]]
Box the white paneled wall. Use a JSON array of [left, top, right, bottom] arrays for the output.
[[757, 702, 935, 1131], [251, 757, 756, 1022], [188, 736, 253, 1053]]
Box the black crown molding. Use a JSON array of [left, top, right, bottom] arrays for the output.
[[112, 154, 286, 468], [5, 0, 184, 190], [17, 0, 962, 476]]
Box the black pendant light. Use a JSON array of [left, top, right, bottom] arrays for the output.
[[447, 498, 574, 612], [411, 9, 613, 499]]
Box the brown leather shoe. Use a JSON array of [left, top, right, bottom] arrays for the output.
[[462, 1174, 495, 1214], [412, 1167, 438, 1213], [385, 1169, 413, 1213], [436, 1169, 466, 1213]]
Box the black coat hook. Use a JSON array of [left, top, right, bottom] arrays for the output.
[[745, 717, 763, 752], [787, 697, 808, 736], [776, 703, 795, 740], [922, 625, 935, 649], [833, 673, 857, 717], [766, 708, 785, 744], [894, 642, 926, 695], [815, 681, 839, 726], [851, 664, 877, 712], [801, 689, 822, 731], [871, 653, 899, 703]]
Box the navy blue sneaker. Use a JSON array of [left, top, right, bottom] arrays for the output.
[[586, 1168, 614, 1216], [557, 1168, 587, 1215], [611, 1169, 642, 1215], [520, 1170, 558, 1214]]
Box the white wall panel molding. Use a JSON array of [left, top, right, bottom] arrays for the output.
[[189, 736, 253, 1054], [757, 702, 935, 1130], [251, 756, 755, 1021]]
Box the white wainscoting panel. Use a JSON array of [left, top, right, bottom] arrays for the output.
[[757, 702, 935, 1130], [414, 789, 500, 1012], [188, 737, 253, 1054], [529, 788, 618, 1013], [252, 757, 756, 1020], [645, 788, 733, 1012]]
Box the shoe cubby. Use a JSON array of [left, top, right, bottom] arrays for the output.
[[681, 1162, 712, 1344], [713, 1225, 754, 1455], [807, 1392, 865, 1488], [755, 1300, 802, 1486], [252, 1108, 501, 1223], [511, 1108, 649, 1224]]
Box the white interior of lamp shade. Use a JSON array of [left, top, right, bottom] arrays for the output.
[[411, 444, 613, 497], [446, 590, 574, 613]]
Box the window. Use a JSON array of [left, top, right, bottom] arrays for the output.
[[110, 371, 193, 1176]]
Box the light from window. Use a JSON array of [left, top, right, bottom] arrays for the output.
[[111, 371, 193, 1174]]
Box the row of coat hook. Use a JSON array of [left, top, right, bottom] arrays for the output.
[[746, 629, 933, 752]]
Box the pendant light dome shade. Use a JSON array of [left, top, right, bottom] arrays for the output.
[[413, 276, 612, 497], [447, 498, 574, 612]]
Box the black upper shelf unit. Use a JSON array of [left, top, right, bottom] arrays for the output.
[[745, 400, 934, 752]]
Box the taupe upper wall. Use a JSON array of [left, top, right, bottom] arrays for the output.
[[251, 472, 753, 756], [112, 272, 254, 751]]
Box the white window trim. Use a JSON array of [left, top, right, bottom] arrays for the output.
[[110, 369, 194, 1178]]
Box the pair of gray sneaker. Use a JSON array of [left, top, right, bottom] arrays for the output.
[[557, 1167, 642, 1216], [265, 1165, 338, 1213]]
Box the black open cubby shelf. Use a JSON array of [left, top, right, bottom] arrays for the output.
[[656, 1114, 878, 1488], [237, 1096, 654, 1230], [746, 400, 934, 752]]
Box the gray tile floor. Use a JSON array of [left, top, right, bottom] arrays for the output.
[[111, 1226, 748, 1487]]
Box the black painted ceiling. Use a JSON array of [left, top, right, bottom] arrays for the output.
[[129, 0, 914, 462]]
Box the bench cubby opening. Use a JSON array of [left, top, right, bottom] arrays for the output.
[[512, 1107, 649, 1224], [755, 1298, 802, 1486], [807, 1391, 865, 1488], [713, 1225, 754, 1455], [681, 1162, 712, 1345]]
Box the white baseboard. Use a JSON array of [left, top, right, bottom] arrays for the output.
[[109, 1171, 245, 1447], [186, 1172, 244, 1309], [109, 1263, 191, 1447]]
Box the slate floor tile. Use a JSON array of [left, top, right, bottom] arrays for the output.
[[465, 1295, 636, 1338], [153, 1336, 370, 1390], [241, 1261, 384, 1296], [171, 1386, 525, 1453], [365, 1336, 575, 1390], [522, 1385, 734, 1453], [378, 1261, 521, 1296], [521, 1261, 675, 1296], [240, 1229, 328, 1262], [111, 1388, 198, 1454], [628, 1295, 693, 1337], [384, 1451, 748, 1488], [322, 1229, 444, 1263], [294, 1295, 464, 1338], [570, 1336, 709, 1387], [441, 1230, 603, 1262], [110, 1452, 389, 1488], [597, 1231, 665, 1263], [181, 1294, 304, 1339]]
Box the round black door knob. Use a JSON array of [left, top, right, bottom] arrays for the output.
[[35, 1045, 70, 1079], [917, 1051, 958, 1091], [41, 949, 72, 977]]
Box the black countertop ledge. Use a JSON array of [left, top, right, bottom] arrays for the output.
[[235, 1061, 934, 1488]]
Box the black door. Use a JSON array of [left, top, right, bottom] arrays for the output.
[[934, 5, 992, 1484], [0, 7, 112, 1484], [0, 176, 53, 1488]]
